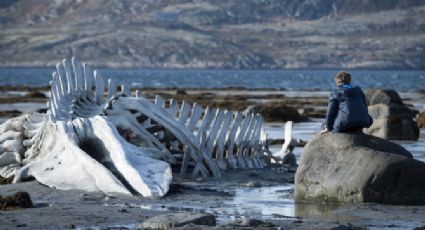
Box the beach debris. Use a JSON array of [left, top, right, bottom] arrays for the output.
[[0, 191, 33, 210], [141, 213, 216, 229], [0, 57, 278, 197]]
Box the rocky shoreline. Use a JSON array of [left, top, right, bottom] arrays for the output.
[[1, 87, 425, 229], [1, 169, 425, 229]]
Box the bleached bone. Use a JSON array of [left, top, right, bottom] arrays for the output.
[[214, 110, 234, 170], [168, 99, 179, 116], [0, 56, 274, 197], [249, 115, 265, 168], [108, 97, 221, 178], [275, 121, 294, 157], [8, 58, 173, 197], [162, 102, 270, 173], [235, 113, 254, 169], [179, 103, 203, 175], [192, 109, 225, 176], [14, 117, 171, 196], [0, 113, 48, 178], [226, 112, 243, 169]]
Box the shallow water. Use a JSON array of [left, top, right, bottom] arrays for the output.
[[265, 120, 425, 162], [115, 121, 425, 228], [129, 184, 422, 229], [134, 186, 297, 223]]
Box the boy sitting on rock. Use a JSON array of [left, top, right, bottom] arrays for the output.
[[320, 71, 373, 134]]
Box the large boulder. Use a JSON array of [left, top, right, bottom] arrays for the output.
[[364, 89, 419, 140], [366, 104, 419, 140], [295, 132, 425, 204], [365, 89, 404, 106]]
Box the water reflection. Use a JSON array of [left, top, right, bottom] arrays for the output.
[[294, 202, 347, 220], [223, 186, 295, 220]]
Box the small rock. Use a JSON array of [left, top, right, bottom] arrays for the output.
[[331, 223, 365, 230], [294, 138, 307, 147], [238, 218, 275, 227], [176, 89, 187, 95], [0, 176, 14, 185], [282, 153, 297, 167], [0, 191, 33, 211], [104, 195, 116, 201], [246, 181, 262, 188], [248, 172, 258, 177], [240, 218, 263, 227], [65, 224, 76, 229], [140, 213, 216, 229], [26, 91, 47, 98]]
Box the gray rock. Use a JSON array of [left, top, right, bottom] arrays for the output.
[[282, 152, 297, 167], [331, 223, 365, 230], [365, 104, 419, 140], [364, 89, 419, 140], [244, 103, 308, 122], [365, 89, 404, 106], [141, 213, 216, 229], [238, 218, 275, 227], [0, 191, 33, 210], [295, 132, 425, 204]]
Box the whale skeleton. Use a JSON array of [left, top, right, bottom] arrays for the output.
[[0, 57, 293, 197]]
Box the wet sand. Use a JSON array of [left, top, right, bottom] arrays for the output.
[[1, 169, 425, 229]]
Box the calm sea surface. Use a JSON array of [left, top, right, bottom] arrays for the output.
[[0, 68, 425, 91]]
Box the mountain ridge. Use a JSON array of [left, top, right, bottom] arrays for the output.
[[0, 0, 424, 69]]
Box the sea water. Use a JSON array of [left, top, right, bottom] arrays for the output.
[[1, 68, 425, 91]]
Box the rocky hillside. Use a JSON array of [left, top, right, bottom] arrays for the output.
[[0, 0, 424, 69]]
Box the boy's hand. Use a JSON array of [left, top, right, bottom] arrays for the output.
[[320, 128, 329, 134]]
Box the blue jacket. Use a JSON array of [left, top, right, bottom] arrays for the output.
[[324, 85, 373, 132]]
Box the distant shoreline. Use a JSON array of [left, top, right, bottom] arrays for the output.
[[1, 65, 425, 71]]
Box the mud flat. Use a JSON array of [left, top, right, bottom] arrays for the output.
[[1, 169, 425, 229]]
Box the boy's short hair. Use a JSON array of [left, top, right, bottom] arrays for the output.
[[335, 71, 351, 85]]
